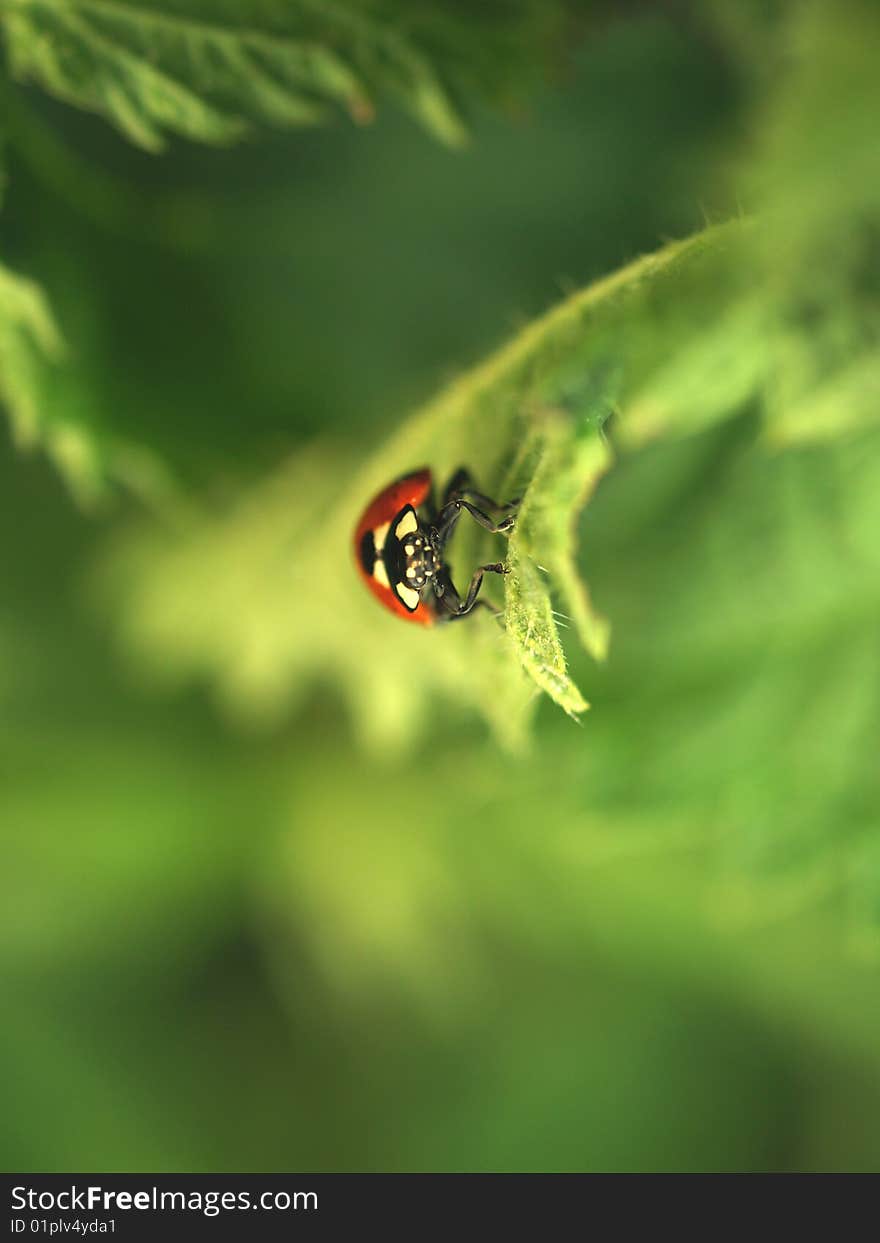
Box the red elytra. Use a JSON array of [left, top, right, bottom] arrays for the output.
[[353, 468, 435, 625]]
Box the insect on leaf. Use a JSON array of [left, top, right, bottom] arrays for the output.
[[97, 223, 758, 748]]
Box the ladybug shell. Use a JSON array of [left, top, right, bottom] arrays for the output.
[[354, 468, 435, 625]]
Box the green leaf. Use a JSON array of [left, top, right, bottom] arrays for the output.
[[501, 409, 612, 716], [0, 258, 105, 500], [0, 0, 469, 149], [752, 1, 880, 447], [0, 258, 62, 440], [94, 224, 751, 747], [92, 99, 880, 746], [624, 0, 880, 452], [0, 254, 174, 505], [90, 0, 880, 745], [572, 414, 880, 952]]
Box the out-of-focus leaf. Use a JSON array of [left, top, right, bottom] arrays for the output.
[[0, 727, 255, 970], [576, 418, 880, 947], [0, 258, 107, 501], [0, 258, 62, 442], [0, 256, 171, 505], [0, 0, 474, 149], [752, 1, 880, 447], [622, 0, 880, 450]]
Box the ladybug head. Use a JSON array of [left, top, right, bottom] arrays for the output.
[[384, 508, 441, 603]]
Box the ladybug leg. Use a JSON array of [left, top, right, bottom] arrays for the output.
[[442, 468, 520, 513], [435, 563, 507, 620], [441, 467, 473, 505], [434, 498, 516, 547], [433, 469, 520, 547]]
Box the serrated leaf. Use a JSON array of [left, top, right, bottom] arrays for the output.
[[0, 259, 107, 502], [503, 543, 586, 718], [95, 224, 753, 746], [0, 0, 469, 149], [505, 412, 612, 665], [0, 258, 63, 441], [88, 4, 880, 746], [93, 142, 880, 748], [0, 256, 173, 505]]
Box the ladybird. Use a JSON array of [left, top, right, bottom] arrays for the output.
[[353, 467, 518, 624]]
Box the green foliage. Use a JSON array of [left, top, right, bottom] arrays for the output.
[[623, 7, 880, 450], [751, 1, 880, 447], [4, 0, 880, 1175], [580, 417, 880, 950], [0, 257, 100, 497], [0, 252, 171, 503], [0, 256, 61, 438], [93, 227, 734, 746], [93, 161, 873, 740], [0, 0, 584, 496], [27, 0, 880, 729], [0, 0, 567, 151]]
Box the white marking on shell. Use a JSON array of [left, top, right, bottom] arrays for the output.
[[372, 520, 391, 555], [373, 560, 390, 588], [395, 510, 418, 539], [395, 582, 420, 611], [405, 567, 416, 578]]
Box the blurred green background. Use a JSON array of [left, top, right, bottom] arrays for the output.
[[2, 0, 880, 1171]]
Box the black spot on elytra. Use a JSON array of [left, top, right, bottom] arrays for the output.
[[359, 528, 376, 574]]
